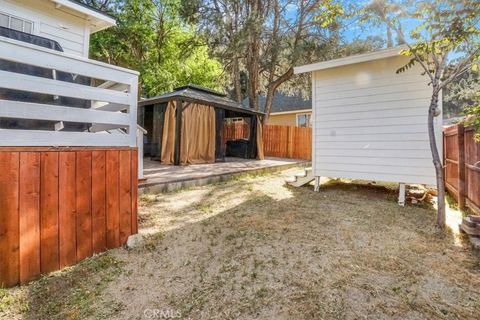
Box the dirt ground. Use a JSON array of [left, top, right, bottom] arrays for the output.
[[2, 169, 480, 320]]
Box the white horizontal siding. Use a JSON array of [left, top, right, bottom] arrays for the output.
[[313, 55, 441, 185], [315, 124, 427, 135], [315, 99, 431, 115], [40, 22, 85, 55], [317, 148, 433, 159], [1, 0, 89, 56]]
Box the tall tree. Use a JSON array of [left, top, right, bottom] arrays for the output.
[[86, 0, 224, 97], [359, 0, 406, 47], [182, 0, 343, 118], [380, 0, 479, 227], [180, 0, 249, 102]]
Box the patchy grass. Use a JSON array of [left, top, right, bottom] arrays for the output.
[[2, 253, 124, 320], [2, 168, 480, 319]]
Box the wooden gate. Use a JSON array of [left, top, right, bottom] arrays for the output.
[[444, 124, 480, 214]]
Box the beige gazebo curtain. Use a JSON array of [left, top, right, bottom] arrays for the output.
[[160, 101, 176, 164], [256, 115, 265, 160], [180, 103, 216, 164]]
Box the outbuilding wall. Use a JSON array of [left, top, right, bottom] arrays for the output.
[[312, 55, 442, 185]]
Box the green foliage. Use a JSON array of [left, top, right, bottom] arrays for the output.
[[315, 1, 345, 28], [464, 105, 480, 141], [444, 69, 479, 117], [88, 0, 224, 97], [394, 1, 480, 137], [395, 0, 479, 80]]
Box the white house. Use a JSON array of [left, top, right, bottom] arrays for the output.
[[294, 47, 442, 204], [0, 0, 115, 57]]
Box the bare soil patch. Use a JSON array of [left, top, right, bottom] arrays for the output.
[[2, 169, 480, 319]]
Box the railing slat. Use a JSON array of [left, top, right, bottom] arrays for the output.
[[0, 70, 130, 105], [0, 37, 138, 84], [0, 100, 130, 126], [0, 130, 131, 147]]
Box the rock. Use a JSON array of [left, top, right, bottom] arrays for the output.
[[126, 234, 143, 249]]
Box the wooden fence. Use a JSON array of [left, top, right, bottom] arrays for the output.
[[222, 123, 312, 160], [0, 147, 138, 287], [263, 125, 311, 160], [444, 124, 480, 214]]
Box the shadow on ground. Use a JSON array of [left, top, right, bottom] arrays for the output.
[[3, 171, 480, 320]]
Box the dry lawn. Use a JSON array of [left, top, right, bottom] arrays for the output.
[[2, 169, 480, 320]]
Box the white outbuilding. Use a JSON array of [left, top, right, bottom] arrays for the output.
[[294, 47, 442, 205]]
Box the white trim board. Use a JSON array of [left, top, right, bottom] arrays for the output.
[[270, 108, 311, 115], [294, 46, 407, 74], [50, 0, 116, 33]]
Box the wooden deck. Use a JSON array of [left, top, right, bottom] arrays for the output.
[[140, 157, 307, 193]]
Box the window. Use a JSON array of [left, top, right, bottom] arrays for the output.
[[224, 117, 245, 124], [297, 113, 312, 127], [0, 12, 33, 33]]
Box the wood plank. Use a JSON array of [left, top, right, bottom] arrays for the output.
[[92, 150, 107, 253], [106, 150, 120, 249], [40, 152, 59, 274], [0, 130, 132, 147], [76, 151, 92, 262], [131, 149, 139, 235], [0, 152, 20, 287], [0, 70, 130, 105], [19, 152, 40, 284], [0, 100, 131, 125], [457, 125, 466, 210], [119, 150, 132, 244], [0, 35, 137, 84], [58, 152, 77, 268], [0, 146, 134, 152]]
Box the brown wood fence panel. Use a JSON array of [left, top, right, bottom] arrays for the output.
[[464, 127, 480, 213], [0, 147, 138, 287], [222, 123, 312, 160], [444, 125, 461, 201], [444, 124, 480, 214], [222, 122, 249, 143], [19, 152, 40, 283], [263, 125, 311, 160], [58, 152, 76, 269]]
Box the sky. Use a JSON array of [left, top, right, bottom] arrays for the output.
[[285, 0, 421, 48]]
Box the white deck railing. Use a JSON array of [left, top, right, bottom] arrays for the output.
[[0, 36, 139, 147]]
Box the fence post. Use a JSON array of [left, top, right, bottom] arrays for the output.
[[457, 124, 466, 210]]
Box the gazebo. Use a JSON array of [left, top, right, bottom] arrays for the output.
[[138, 85, 264, 165]]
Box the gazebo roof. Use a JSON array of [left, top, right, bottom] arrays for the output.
[[138, 85, 264, 116]]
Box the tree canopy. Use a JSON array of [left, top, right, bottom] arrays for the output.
[[84, 0, 224, 97]]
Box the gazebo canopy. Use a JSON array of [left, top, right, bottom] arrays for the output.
[[138, 85, 264, 116]]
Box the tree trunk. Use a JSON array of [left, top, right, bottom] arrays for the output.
[[386, 27, 393, 48], [233, 56, 242, 103], [247, 34, 260, 110], [263, 67, 294, 122], [428, 89, 446, 228]]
